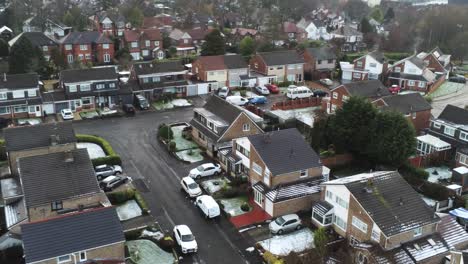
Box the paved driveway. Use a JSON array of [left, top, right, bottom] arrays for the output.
[[74, 107, 259, 264]]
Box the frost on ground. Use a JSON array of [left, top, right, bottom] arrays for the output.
[[170, 125, 198, 151], [126, 240, 175, 264], [421, 195, 437, 206], [116, 200, 143, 221], [200, 178, 229, 194], [77, 142, 106, 159], [141, 230, 164, 241], [425, 166, 452, 183], [220, 196, 250, 216], [0, 178, 21, 197], [172, 99, 192, 107], [259, 228, 315, 256], [17, 118, 41, 125], [175, 149, 204, 163]]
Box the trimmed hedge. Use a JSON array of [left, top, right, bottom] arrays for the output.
[[135, 191, 150, 214], [76, 134, 121, 166], [263, 251, 284, 264], [399, 162, 429, 185], [107, 188, 136, 204]]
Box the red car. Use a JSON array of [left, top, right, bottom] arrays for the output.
[[388, 85, 401, 94], [264, 84, 279, 94]]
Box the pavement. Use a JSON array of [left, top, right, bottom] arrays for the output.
[[431, 82, 468, 117], [73, 97, 262, 264]]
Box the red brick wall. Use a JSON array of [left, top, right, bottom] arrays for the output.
[[329, 86, 349, 111], [192, 59, 207, 81], [427, 74, 447, 94], [321, 153, 353, 168], [95, 43, 114, 64], [409, 110, 431, 133], [424, 54, 445, 73], [271, 97, 321, 110], [250, 55, 267, 75], [354, 57, 366, 70]]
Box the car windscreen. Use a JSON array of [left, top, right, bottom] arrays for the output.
[[275, 216, 286, 225], [181, 234, 195, 242], [196, 165, 204, 171], [188, 183, 198, 189]]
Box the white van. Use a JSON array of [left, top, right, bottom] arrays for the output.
[[195, 195, 220, 218], [286, 86, 313, 99], [226, 95, 248, 106]]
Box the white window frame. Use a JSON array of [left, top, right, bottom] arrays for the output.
[[131, 42, 138, 48], [80, 84, 91, 91], [342, 95, 349, 102], [103, 43, 109, 49], [394, 66, 401, 73], [334, 215, 347, 231], [408, 80, 415, 86], [67, 54, 74, 63], [371, 229, 380, 241], [65, 44, 72, 51], [433, 122, 441, 129], [353, 72, 361, 79], [0, 92, 6, 100], [369, 63, 377, 68], [252, 162, 263, 176], [242, 123, 250, 131], [460, 131, 468, 142], [356, 61, 363, 67], [332, 92, 338, 99], [57, 254, 71, 264], [109, 83, 116, 88], [300, 169, 308, 178], [80, 44, 88, 51], [335, 196, 348, 209], [79, 251, 87, 261], [418, 81, 425, 88], [145, 40, 150, 47], [42, 46, 48, 52], [68, 85, 77, 93], [85, 53, 91, 60], [352, 216, 368, 233], [96, 84, 105, 90], [444, 126, 455, 137], [0, 106, 10, 114], [12, 90, 24, 99], [154, 41, 160, 46], [326, 190, 333, 200], [82, 97, 92, 105], [27, 89, 37, 97], [104, 53, 111, 63], [413, 227, 422, 237]]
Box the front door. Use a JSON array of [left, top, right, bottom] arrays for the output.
[[70, 100, 76, 111], [254, 189, 263, 206], [35, 105, 41, 116]]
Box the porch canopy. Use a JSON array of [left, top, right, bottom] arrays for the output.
[[449, 207, 468, 220]]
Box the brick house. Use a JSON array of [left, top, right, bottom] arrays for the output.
[[330, 25, 365, 52], [22, 16, 72, 38], [250, 50, 305, 83], [283, 21, 307, 42], [192, 54, 248, 87], [187, 27, 211, 49], [340, 51, 388, 81], [21, 207, 125, 264], [300, 46, 337, 80], [416, 47, 451, 78], [123, 29, 164, 61], [372, 93, 432, 133], [325, 80, 390, 114], [314, 171, 468, 263], [60, 32, 114, 65], [0, 73, 43, 120], [8, 32, 58, 61], [169, 28, 196, 56], [190, 95, 263, 158], [91, 11, 128, 37], [224, 128, 328, 217]]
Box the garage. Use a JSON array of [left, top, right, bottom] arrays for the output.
[[55, 102, 69, 113], [42, 103, 55, 114]]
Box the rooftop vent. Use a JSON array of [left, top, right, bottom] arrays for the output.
[[3, 73, 6, 82], [399, 197, 404, 206], [64, 151, 74, 163]]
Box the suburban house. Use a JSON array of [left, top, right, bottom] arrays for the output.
[[60, 31, 114, 65], [0, 73, 43, 120], [416, 47, 451, 78], [373, 93, 432, 133], [283, 21, 307, 42], [227, 128, 328, 217], [123, 29, 164, 61], [91, 11, 128, 37], [340, 51, 388, 81], [330, 25, 364, 52], [187, 27, 211, 49], [296, 18, 330, 40], [21, 207, 125, 264], [192, 54, 248, 87], [0, 26, 13, 41], [22, 16, 72, 38], [169, 28, 196, 56], [3, 148, 108, 233], [142, 15, 173, 31], [250, 50, 305, 83], [314, 171, 468, 263], [8, 32, 58, 61], [325, 80, 390, 114], [190, 95, 263, 158], [300, 46, 337, 80]]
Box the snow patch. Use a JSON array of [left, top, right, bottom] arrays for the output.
[[171, 99, 192, 107], [116, 200, 143, 221], [259, 229, 315, 256], [141, 230, 164, 241], [77, 142, 106, 159], [126, 240, 175, 264], [175, 149, 204, 163], [246, 247, 255, 252]]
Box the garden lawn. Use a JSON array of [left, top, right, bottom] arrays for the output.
[[200, 178, 230, 195], [116, 200, 142, 221], [428, 81, 466, 98], [175, 149, 204, 163], [170, 125, 198, 151], [153, 101, 174, 110], [17, 118, 41, 125], [126, 240, 175, 264], [259, 228, 315, 256], [425, 166, 452, 183], [220, 196, 250, 217], [79, 110, 99, 119], [77, 142, 106, 159]]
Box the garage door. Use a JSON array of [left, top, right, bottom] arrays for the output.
[[186, 85, 197, 96], [197, 83, 209, 95], [42, 103, 54, 114], [55, 102, 69, 113]]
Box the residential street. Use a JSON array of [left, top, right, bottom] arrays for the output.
[[73, 104, 257, 264]]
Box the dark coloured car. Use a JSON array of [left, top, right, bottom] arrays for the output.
[[248, 96, 267, 105], [313, 89, 328, 97], [123, 104, 135, 115], [449, 76, 466, 84], [99, 175, 129, 192]]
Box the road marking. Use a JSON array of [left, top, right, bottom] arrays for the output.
[[129, 159, 145, 180]]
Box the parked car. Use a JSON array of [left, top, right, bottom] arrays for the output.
[[61, 109, 74, 120], [195, 195, 220, 218], [135, 94, 150, 110], [180, 176, 202, 197], [248, 96, 267, 105], [269, 214, 302, 235], [218, 87, 229, 98], [99, 175, 129, 191], [264, 84, 279, 94], [173, 225, 198, 254], [122, 104, 135, 115], [449, 76, 466, 84], [313, 89, 328, 97], [226, 96, 249, 106], [255, 86, 270, 95], [319, 78, 333, 86], [95, 164, 123, 180], [388, 85, 401, 94], [286, 86, 313, 99], [188, 163, 221, 179]]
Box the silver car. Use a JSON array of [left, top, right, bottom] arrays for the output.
[[269, 214, 302, 235]]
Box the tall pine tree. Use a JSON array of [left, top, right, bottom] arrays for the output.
[[201, 29, 225, 56], [9, 36, 35, 74]]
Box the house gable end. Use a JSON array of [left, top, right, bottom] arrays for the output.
[[218, 112, 262, 143]]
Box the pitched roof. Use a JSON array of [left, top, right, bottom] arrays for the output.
[[4, 122, 76, 152], [231, 28, 258, 36], [248, 128, 321, 175], [346, 171, 439, 237], [380, 93, 432, 114], [187, 27, 211, 40], [339, 80, 390, 98], [124, 29, 162, 42], [258, 50, 305, 66], [0, 73, 38, 90], [283, 21, 298, 33], [408, 55, 426, 69], [195, 55, 247, 71], [332, 25, 362, 36], [204, 95, 242, 123], [14, 32, 57, 47], [133, 60, 185, 76], [60, 67, 118, 83], [18, 149, 101, 207], [22, 207, 124, 263], [438, 104, 468, 125], [367, 50, 386, 64], [60, 31, 112, 44], [305, 47, 337, 61]]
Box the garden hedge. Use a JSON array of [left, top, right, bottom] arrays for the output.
[[107, 188, 136, 204], [75, 134, 122, 166], [135, 191, 150, 214]]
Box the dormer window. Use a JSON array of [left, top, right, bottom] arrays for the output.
[[413, 227, 422, 237], [0, 92, 7, 100], [242, 123, 250, 131], [356, 61, 363, 67]]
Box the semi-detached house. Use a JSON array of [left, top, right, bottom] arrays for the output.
[[8, 32, 58, 62], [123, 29, 164, 61], [340, 51, 388, 81], [60, 31, 114, 65], [250, 50, 305, 83], [192, 54, 248, 87], [0, 73, 42, 119]]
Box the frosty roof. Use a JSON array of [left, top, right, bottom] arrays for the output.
[[417, 135, 451, 150], [253, 177, 322, 203]]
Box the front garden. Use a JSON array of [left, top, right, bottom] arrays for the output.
[[158, 123, 204, 163], [153, 98, 192, 111], [75, 134, 122, 166]]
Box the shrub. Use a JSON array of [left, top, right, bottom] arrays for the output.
[[276, 81, 292, 88], [220, 187, 239, 198], [241, 202, 250, 212], [158, 124, 173, 141], [125, 229, 143, 240], [425, 96, 433, 104], [76, 134, 121, 165], [91, 155, 122, 166], [399, 162, 429, 183], [158, 235, 175, 252], [169, 141, 177, 152], [134, 191, 150, 214], [420, 182, 450, 201], [107, 188, 136, 204], [230, 176, 248, 187], [0, 138, 6, 161], [263, 251, 284, 264]]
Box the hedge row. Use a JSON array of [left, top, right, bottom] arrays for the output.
[[399, 162, 429, 185], [400, 163, 451, 201], [76, 134, 121, 166], [107, 188, 150, 214], [134, 191, 150, 214]]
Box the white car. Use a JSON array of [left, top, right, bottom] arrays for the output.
[[173, 225, 198, 254], [218, 86, 229, 98], [226, 96, 249, 106], [319, 78, 333, 86], [180, 176, 202, 197], [269, 214, 302, 235], [61, 109, 74, 120], [255, 86, 270, 95], [188, 163, 221, 179], [95, 164, 123, 180], [196, 195, 220, 218]]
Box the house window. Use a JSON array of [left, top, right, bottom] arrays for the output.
[[103, 43, 109, 49], [104, 54, 111, 63], [78, 54, 84, 60], [300, 169, 308, 178], [0, 92, 6, 100], [152, 76, 160, 82], [356, 61, 363, 67], [85, 54, 91, 60], [458, 153, 468, 166], [433, 122, 441, 129], [109, 83, 116, 88], [460, 131, 468, 142], [317, 60, 322, 65], [371, 230, 380, 241], [82, 97, 92, 105], [277, 66, 283, 70], [80, 44, 88, 51], [42, 46, 48, 52], [269, 67, 274, 70], [242, 123, 250, 131], [254, 63, 258, 69], [183, 38, 188, 44], [264, 169, 270, 185], [413, 227, 422, 237], [131, 42, 138, 48], [0, 106, 10, 114], [418, 81, 426, 88], [198, 131, 206, 141], [252, 162, 263, 176], [57, 255, 71, 264], [12, 90, 24, 99], [326, 190, 333, 200], [444, 126, 455, 137], [154, 41, 160, 46], [75, 100, 81, 107], [394, 67, 401, 73], [335, 196, 348, 209], [96, 84, 105, 90], [342, 95, 349, 102], [369, 63, 377, 68], [353, 72, 361, 79], [332, 92, 338, 99], [236, 144, 250, 157], [408, 80, 415, 86], [334, 215, 347, 230], [67, 54, 74, 63], [411, 112, 416, 119], [28, 106, 35, 113], [65, 44, 72, 50], [13, 105, 27, 113], [352, 216, 368, 233], [51, 201, 63, 211], [328, 59, 334, 63], [68, 85, 77, 92], [80, 84, 91, 91], [145, 40, 150, 47], [79, 251, 87, 261], [27, 89, 37, 97], [142, 50, 149, 56]]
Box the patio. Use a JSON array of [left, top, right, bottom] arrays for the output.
[[229, 197, 271, 229]]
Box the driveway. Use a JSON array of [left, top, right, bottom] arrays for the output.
[[431, 82, 468, 117], [73, 104, 259, 264]]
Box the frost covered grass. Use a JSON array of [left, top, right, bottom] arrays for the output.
[[126, 240, 175, 264], [175, 149, 204, 163], [220, 196, 250, 216], [77, 142, 106, 159], [259, 228, 314, 256], [170, 125, 198, 151], [116, 199, 143, 221], [200, 178, 230, 195]]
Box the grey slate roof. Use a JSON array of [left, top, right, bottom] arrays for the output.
[[60, 31, 112, 44], [388, 72, 428, 81], [133, 60, 185, 76], [248, 128, 321, 175], [408, 55, 426, 69], [346, 171, 439, 237], [438, 104, 468, 125], [4, 122, 76, 152], [60, 67, 118, 83], [18, 149, 100, 207], [367, 50, 386, 64], [305, 47, 337, 61], [22, 207, 124, 263], [340, 80, 390, 98], [18, 32, 58, 47], [258, 50, 304, 66], [223, 54, 248, 69], [380, 93, 432, 114], [0, 73, 38, 90]]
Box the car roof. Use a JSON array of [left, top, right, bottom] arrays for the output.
[[200, 163, 214, 168], [175, 224, 192, 235], [102, 175, 118, 183], [182, 176, 196, 184], [95, 164, 109, 169], [280, 214, 299, 221], [197, 195, 217, 207]]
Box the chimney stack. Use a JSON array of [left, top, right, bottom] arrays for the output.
[[64, 151, 74, 163]]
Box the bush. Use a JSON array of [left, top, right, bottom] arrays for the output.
[[76, 134, 122, 165], [158, 124, 173, 141], [420, 182, 450, 201], [169, 141, 177, 152], [0, 138, 6, 161], [135, 191, 150, 214], [92, 155, 122, 166], [262, 251, 284, 264], [107, 188, 136, 204], [220, 187, 239, 198], [399, 162, 429, 185], [125, 229, 143, 240], [241, 202, 250, 212], [158, 235, 175, 252], [230, 176, 248, 187], [425, 96, 433, 104]]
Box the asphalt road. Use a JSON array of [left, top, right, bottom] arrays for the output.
[[73, 104, 259, 264]]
